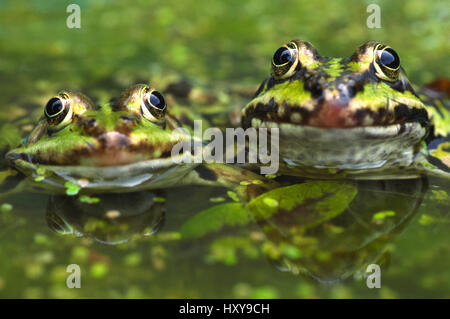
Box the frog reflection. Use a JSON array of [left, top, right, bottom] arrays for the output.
[[248, 178, 428, 283], [46, 191, 166, 245]]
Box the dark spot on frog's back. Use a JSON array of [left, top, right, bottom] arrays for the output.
[[394, 104, 429, 126], [299, 70, 325, 99], [253, 99, 276, 116], [377, 107, 387, 122], [354, 108, 373, 124], [427, 155, 450, 173], [242, 98, 278, 128], [304, 81, 323, 99]]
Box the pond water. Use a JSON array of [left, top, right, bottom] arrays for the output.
[[0, 0, 448, 298]]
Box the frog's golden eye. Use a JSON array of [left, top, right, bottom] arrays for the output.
[[373, 44, 401, 82], [271, 42, 299, 79], [140, 87, 166, 124], [44, 92, 73, 130]]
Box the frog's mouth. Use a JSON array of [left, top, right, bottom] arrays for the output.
[[242, 97, 430, 129], [6, 131, 186, 167], [5, 131, 197, 191]]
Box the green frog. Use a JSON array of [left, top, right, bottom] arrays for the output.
[[241, 40, 449, 180], [1, 84, 273, 197]]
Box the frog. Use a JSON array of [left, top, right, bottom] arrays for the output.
[[241, 40, 450, 180], [1, 83, 275, 198]]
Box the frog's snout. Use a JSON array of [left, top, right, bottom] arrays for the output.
[[310, 85, 356, 128], [97, 131, 131, 148]]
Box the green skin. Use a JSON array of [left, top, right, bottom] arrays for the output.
[[241, 40, 450, 179], [3, 84, 273, 197]]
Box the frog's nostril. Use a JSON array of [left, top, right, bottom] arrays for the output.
[[120, 116, 136, 124], [117, 116, 138, 134], [82, 119, 97, 131], [339, 78, 364, 98], [82, 118, 104, 137], [306, 84, 323, 98]]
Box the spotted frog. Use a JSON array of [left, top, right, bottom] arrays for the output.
[[2, 83, 273, 197], [241, 40, 449, 179]]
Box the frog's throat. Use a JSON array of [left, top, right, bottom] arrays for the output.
[[251, 120, 427, 172]]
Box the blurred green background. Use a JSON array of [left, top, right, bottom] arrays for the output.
[[0, 0, 448, 98], [0, 0, 448, 298]]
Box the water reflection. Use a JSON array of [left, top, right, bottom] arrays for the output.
[[46, 191, 166, 245], [249, 178, 428, 283], [40, 177, 431, 284]]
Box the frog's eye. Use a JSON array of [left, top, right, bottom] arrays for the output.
[[140, 87, 166, 124], [271, 42, 299, 79], [373, 44, 401, 82], [44, 92, 73, 130]]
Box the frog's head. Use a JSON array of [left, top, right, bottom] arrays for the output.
[[242, 41, 432, 175], [6, 85, 191, 191], [7, 85, 182, 167], [242, 40, 429, 129]]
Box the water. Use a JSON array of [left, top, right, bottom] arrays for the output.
[[0, 0, 448, 298]]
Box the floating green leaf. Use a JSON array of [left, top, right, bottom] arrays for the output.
[[153, 196, 166, 203], [64, 181, 81, 196], [34, 166, 47, 182], [79, 195, 100, 204], [34, 176, 45, 182], [180, 203, 249, 239], [373, 210, 396, 220], [247, 181, 357, 227]]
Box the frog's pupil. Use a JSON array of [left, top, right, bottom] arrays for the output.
[[45, 97, 63, 116], [381, 48, 400, 69], [273, 47, 293, 65], [149, 91, 165, 110]]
